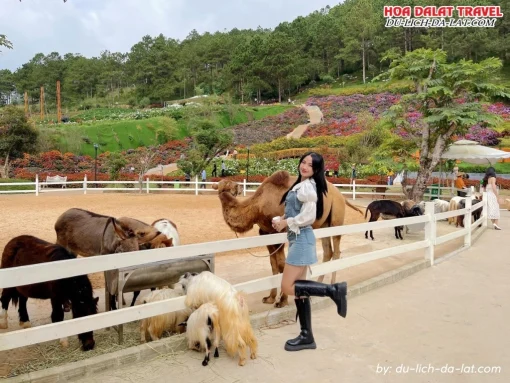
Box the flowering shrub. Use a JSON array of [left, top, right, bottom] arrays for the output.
[[485, 103, 510, 120], [304, 93, 401, 138], [231, 107, 308, 144], [458, 124, 501, 146], [9, 140, 191, 177]]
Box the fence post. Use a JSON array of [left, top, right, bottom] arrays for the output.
[[353, 180, 356, 200], [146, 177, 150, 194], [424, 201, 436, 266], [482, 191, 488, 228], [243, 179, 247, 197], [464, 191, 472, 247], [195, 175, 199, 196], [35, 174, 39, 196], [83, 175, 87, 195]]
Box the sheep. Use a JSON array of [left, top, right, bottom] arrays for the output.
[[418, 199, 450, 216], [139, 286, 192, 343], [401, 200, 425, 233], [180, 302, 221, 366], [179, 271, 258, 366]]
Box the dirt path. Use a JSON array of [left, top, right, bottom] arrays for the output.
[[286, 105, 323, 139], [145, 163, 178, 176]]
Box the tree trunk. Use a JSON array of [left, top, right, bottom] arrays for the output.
[[362, 38, 366, 84], [278, 78, 282, 103], [1, 153, 10, 179]]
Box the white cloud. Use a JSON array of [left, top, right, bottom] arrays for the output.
[[0, 0, 335, 71]]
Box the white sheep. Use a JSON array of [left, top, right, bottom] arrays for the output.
[[181, 302, 221, 366], [139, 286, 191, 343], [179, 271, 258, 366]]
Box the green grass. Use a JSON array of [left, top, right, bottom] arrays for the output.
[[71, 108, 136, 121], [216, 105, 295, 127], [0, 178, 33, 191], [48, 116, 186, 156], [457, 161, 510, 174]]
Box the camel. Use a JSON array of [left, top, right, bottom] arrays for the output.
[[212, 170, 363, 308]]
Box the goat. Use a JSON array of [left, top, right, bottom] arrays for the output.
[[139, 286, 191, 343], [180, 302, 221, 366], [179, 271, 257, 366], [365, 200, 421, 241]]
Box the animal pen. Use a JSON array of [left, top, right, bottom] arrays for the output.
[[0, 192, 488, 362]]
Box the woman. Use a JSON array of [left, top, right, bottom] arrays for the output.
[[481, 167, 501, 230], [272, 152, 348, 352], [455, 172, 468, 197]]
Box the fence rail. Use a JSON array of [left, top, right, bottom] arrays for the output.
[[0, 174, 472, 200], [0, 193, 488, 352]]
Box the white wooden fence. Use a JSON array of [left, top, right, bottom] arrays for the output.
[[0, 174, 466, 200], [0, 194, 487, 352]]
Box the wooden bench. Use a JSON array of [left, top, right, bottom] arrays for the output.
[[372, 185, 388, 199], [42, 175, 67, 189]]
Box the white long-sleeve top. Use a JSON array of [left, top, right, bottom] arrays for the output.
[[286, 178, 318, 235]]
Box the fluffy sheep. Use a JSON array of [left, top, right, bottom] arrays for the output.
[[139, 286, 192, 343], [181, 302, 221, 366], [179, 271, 258, 366]]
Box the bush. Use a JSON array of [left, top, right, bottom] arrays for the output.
[[139, 97, 151, 108], [321, 74, 335, 84]]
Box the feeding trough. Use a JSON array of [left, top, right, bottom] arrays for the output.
[[104, 254, 215, 343]]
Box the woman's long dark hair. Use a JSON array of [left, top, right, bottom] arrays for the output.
[[280, 152, 327, 220], [482, 166, 497, 187]]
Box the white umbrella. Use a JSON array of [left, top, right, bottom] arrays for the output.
[[442, 139, 510, 165]]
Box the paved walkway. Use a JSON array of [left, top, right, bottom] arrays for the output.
[[286, 105, 323, 139], [77, 211, 510, 383]]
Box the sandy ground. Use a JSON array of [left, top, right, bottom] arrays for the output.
[[0, 192, 469, 377]]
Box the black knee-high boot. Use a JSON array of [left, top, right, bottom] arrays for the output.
[[294, 280, 347, 318], [285, 298, 316, 351]]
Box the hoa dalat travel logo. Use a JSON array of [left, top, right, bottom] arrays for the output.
[[384, 5, 504, 28]]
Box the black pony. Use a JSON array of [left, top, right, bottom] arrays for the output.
[[0, 235, 98, 351]]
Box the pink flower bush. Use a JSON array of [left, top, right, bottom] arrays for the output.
[[458, 124, 501, 146]]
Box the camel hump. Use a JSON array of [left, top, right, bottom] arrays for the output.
[[265, 171, 292, 188]]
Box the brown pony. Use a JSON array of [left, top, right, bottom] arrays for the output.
[[0, 235, 98, 351]]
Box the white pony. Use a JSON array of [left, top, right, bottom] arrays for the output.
[[152, 219, 180, 246]]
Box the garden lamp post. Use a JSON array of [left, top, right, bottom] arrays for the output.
[[94, 143, 98, 182], [246, 146, 250, 182]]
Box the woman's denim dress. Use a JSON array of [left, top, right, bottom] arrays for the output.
[[284, 186, 318, 266]]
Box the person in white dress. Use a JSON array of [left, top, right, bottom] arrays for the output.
[[481, 167, 501, 230]]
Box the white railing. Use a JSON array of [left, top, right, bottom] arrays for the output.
[[0, 175, 472, 200], [0, 194, 488, 352]]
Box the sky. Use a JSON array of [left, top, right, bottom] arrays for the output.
[[0, 0, 337, 71]]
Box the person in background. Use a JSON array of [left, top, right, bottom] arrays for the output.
[[481, 167, 501, 230], [211, 163, 217, 177], [455, 172, 468, 197], [200, 169, 206, 189], [221, 161, 226, 177]]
